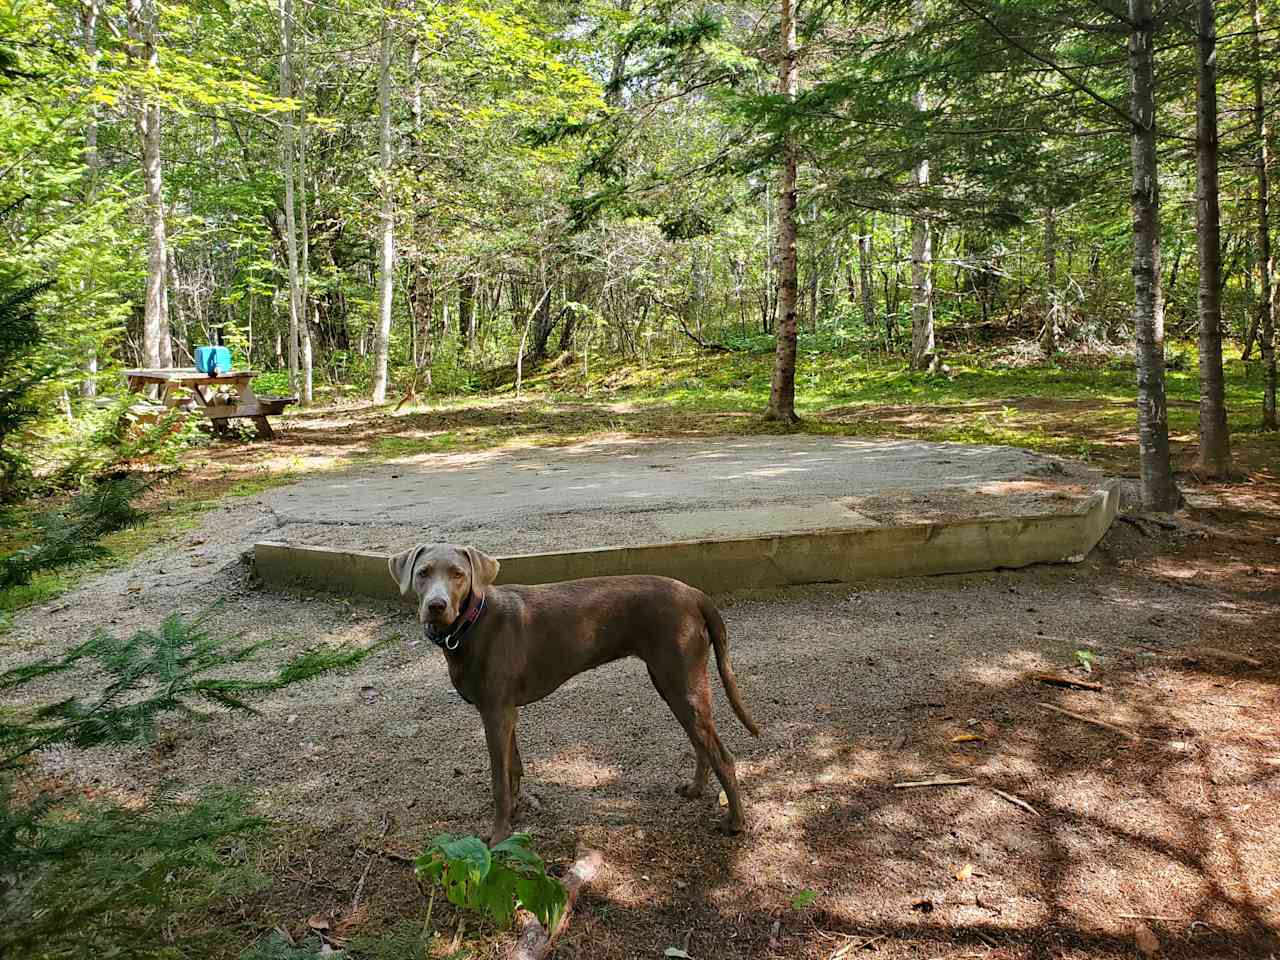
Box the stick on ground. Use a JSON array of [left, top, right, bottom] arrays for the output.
[[893, 777, 975, 788], [1185, 647, 1262, 667], [1034, 673, 1104, 692], [991, 788, 1041, 817], [507, 849, 604, 960], [1038, 702, 1139, 741]]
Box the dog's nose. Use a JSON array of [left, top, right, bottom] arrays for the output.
[[427, 598, 447, 616]]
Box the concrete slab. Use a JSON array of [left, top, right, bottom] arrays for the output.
[[253, 482, 1121, 601], [251, 435, 1120, 602], [259, 436, 1105, 557], [652, 501, 873, 540]]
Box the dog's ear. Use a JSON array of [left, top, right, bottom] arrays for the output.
[[464, 546, 500, 590], [388, 545, 424, 597]]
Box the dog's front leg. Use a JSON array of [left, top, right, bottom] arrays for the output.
[[482, 706, 517, 844]]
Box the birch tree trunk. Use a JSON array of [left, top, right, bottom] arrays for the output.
[[371, 4, 396, 404], [765, 0, 800, 423], [908, 0, 934, 371], [297, 0, 314, 405], [126, 0, 169, 372], [278, 0, 303, 396], [79, 0, 99, 397], [1194, 0, 1231, 474], [1128, 0, 1180, 510], [1040, 207, 1059, 356], [1254, 0, 1278, 429], [856, 218, 881, 346]]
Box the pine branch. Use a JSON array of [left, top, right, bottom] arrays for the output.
[[1, 612, 384, 770]]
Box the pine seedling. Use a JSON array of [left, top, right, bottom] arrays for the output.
[[0, 610, 380, 769], [0, 474, 150, 587], [0, 781, 265, 960]]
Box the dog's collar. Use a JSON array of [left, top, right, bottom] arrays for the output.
[[426, 590, 486, 653]]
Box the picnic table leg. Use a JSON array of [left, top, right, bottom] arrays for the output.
[[210, 417, 230, 438], [251, 415, 275, 440]]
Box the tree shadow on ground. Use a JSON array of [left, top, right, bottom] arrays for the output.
[[534, 533, 1280, 959], [116, 519, 1280, 960]]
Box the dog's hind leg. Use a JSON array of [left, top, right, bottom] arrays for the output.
[[649, 665, 709, 797], [649, 656, 746, 832]]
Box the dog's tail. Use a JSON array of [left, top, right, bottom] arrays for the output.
[[701, 595, 760, 736]]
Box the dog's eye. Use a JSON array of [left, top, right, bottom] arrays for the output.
[[449, 569, 464, 580]]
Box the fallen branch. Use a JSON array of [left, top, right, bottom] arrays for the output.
[[1185, 647, 1262, 667], [830, 933, 888, 958], [1117, 913, 1184, 921], [991, 788, 1041, 817], [1038, 702, 1139, 741], [507, 849, 603, 960], [1034, 673, 1104, 692], [676, 315, 731, 353], [893, 777, 975, 788], [351, 813, 392, 912], [361, 844, 414, 865]]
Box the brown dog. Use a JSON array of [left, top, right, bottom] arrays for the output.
[[389, 543, 759, 842]]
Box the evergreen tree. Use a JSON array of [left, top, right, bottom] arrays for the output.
[[0, 255, 54, 499]]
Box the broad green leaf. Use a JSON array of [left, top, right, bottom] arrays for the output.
[[791, 888, 818, 909], [516, 873, 567, 931]]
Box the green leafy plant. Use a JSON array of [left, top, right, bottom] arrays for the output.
[[0, 783, 265, 960], [791, 888, 818, 909], [0, 611, 383, 958], [0, 610, 381, 770], [240, 931, 339, 960], [414, 832, 567, 931], [0, 474, 150, 588], [0, 262, 55, 500]]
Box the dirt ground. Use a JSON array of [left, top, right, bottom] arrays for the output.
[[7, 457, 1280, 959]]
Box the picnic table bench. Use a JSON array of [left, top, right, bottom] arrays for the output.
[[122, 368, 295, 439]]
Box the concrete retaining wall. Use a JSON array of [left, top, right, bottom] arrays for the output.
[[253, 482, 1120, 603]]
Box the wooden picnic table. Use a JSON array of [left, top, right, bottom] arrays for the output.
[[122, 368, 295, 439]]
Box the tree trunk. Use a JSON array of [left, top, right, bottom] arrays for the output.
[[297, 5, 313, 405], [1254, 0, 1278, 428], [857, 218, 879, 346], [371, 5, 396, 404], [528, 278, 558, 364], [278, 0, 303, 396], [79, 0, 99, 398], [765, 0, 800, 423], [126, 0, 169, 372], [909, 0, 934, 372], [1194, 0, 1231, 474], [458, 275, 476, 356], [1128, 0, 1180, 510], [1041, 207, 1059, 356], [407, 31, 430, 384]]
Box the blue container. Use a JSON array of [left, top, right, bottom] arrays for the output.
[[195, 346, 232, 376]]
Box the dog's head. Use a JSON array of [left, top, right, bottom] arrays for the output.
[[388, 542, 500, 632]]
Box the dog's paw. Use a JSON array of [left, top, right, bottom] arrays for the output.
[[718, 816, 746, 836], [676, 783, 704, 799]]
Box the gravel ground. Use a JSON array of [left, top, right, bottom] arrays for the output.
[[7, 492, 1279, 959]]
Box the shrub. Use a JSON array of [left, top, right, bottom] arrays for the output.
[[0, 267, 55, 500], [415, 832, 567, 931]]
